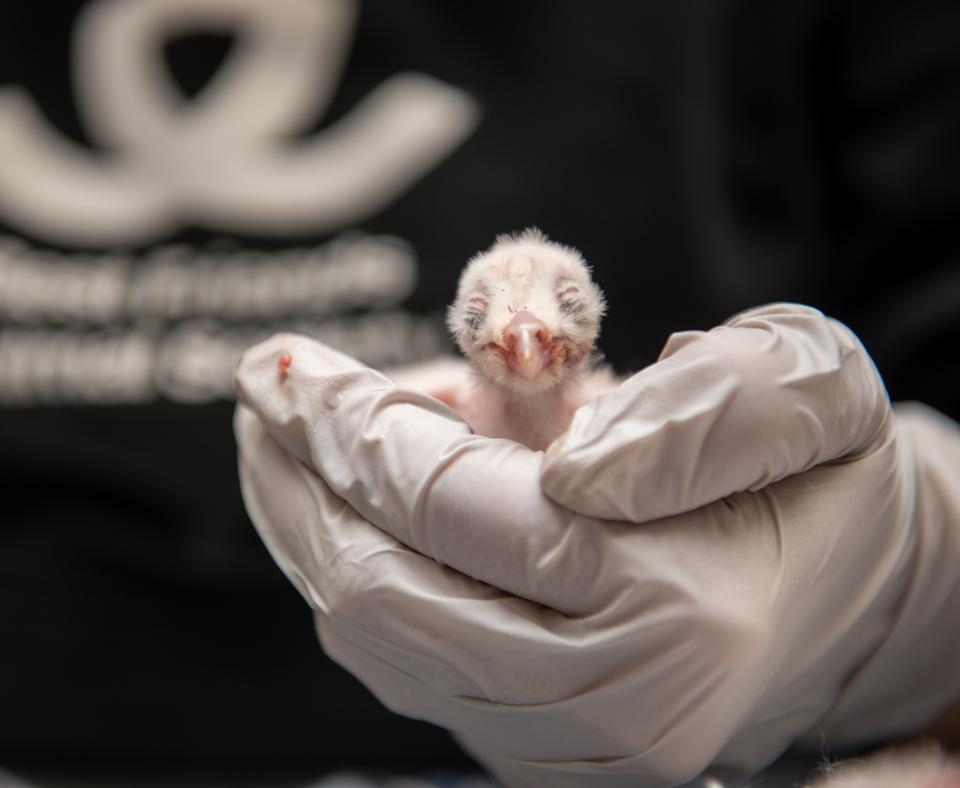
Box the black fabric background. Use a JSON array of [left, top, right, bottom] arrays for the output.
[[0, 0, 957, 779]]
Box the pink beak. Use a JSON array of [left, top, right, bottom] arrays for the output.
[[503, 310, 550, 379]]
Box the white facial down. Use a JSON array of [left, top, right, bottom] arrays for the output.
[[447, 228, 606, 395]]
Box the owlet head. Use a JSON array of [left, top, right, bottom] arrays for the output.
[[447, 228, 606, 394]]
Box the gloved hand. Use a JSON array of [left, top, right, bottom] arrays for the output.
[[233, 303, 960, 788]]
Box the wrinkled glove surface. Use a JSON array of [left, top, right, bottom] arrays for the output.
[[234, 304, 960, 788]]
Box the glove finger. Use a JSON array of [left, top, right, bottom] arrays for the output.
[[236, 401, 716, 718], [234, 333, 616, 615], [236, 401, 390, 616], [541, 303, 892, 522]]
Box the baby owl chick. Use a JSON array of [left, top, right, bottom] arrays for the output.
[[445, 228, 611, 450]]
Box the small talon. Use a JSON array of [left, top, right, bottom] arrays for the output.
[[278, 354, 292, 382]]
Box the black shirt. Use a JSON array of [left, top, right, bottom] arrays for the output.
[[1, 0, 958, 779]]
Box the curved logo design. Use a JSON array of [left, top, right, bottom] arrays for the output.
[[0, 0, 480, 246]]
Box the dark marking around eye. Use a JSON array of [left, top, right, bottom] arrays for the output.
[[556, 276, 592, 327], [462, 287, 490, 341], [464, 309, 485, 338], [559, 299, 586, 317], [558, 298, 593, 328]]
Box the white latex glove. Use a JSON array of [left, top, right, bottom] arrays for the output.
[[233, 304, 960, 788]]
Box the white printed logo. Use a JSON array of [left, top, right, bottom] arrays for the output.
[[0, 0, 480, 246]]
